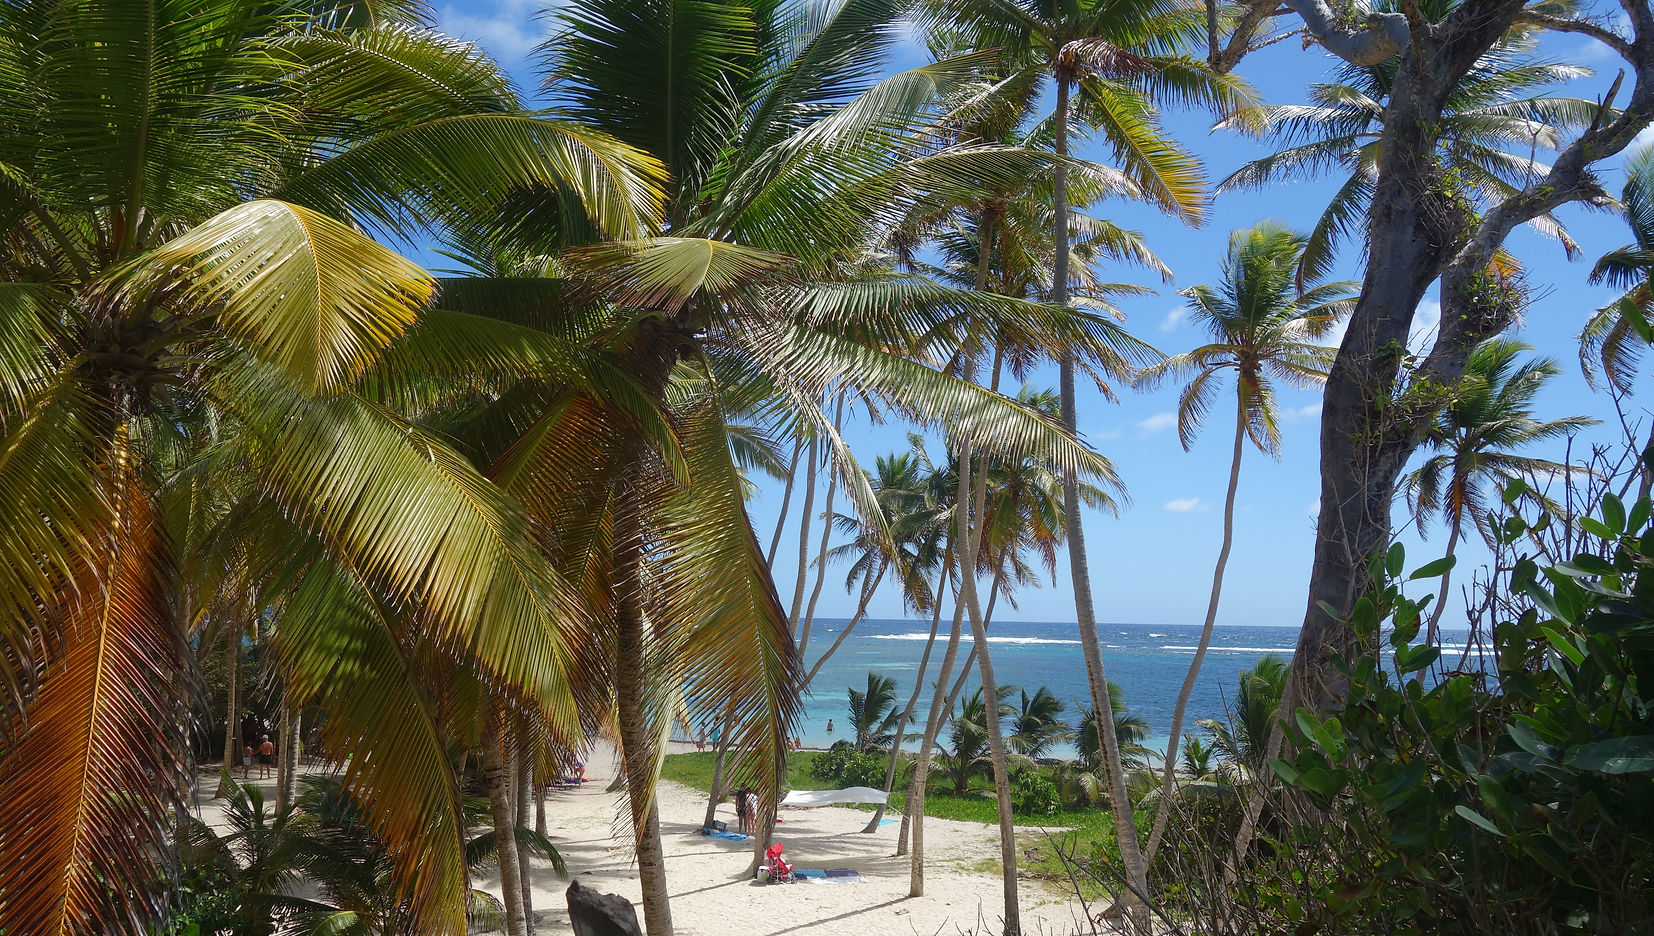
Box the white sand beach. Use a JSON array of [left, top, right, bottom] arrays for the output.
[[484, 742, 1089, 936], [194, 742, 1091, 935]]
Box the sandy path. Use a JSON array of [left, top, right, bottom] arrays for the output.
[[476, 741, 1091, 936], [187, 743, 1093, 934]]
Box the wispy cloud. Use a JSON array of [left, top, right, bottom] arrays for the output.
[[1138, 412, 1177, 435], [1159, 306, 1186, 332], [1307, 498, 1321, 517], [1409, 298, 1441, 354], [1285, 402, 1322, 421], [439, 1, 550, 66], [1164, 497, 1208, 513]]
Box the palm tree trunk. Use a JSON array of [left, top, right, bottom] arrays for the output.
[[797, 394, 846, 660], [703, 713, 735, 830], [869, 574, 947, 836], [536, 780, 547, 838], [215, 629, 240, 797], [276, 701, 298, 815], [614, 473, 674, 936], [1051, 73, 1150, 928], [767, 440, 804, 568], [907, 586, 967, 894], [516, 730, 535, 934], [803, 565, 884, 688], [939, 573, 1002, 717], [786, 434, 820, 633], [1145, 398, 1246, 862], [954, 447, 1020, 934], [1424, 513, 1463, 645], [484, 709, 528, 936]]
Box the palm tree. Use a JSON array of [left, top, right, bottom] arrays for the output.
[[1061, 683, 1152, 808], [1199, 654, 1289, 772], [1402, 339, 1595, 640], [1009, 686, 1072, 759], [915, 5, 1258, 920], [0, 6, 659, 931], [1180, 733, 1216, 780], [1135, 221, 1355, 859], [848, 672, 903, 753], [1217, 15, 1597, 284], [1582, 144, 1654, 396], [510, 3, 1129, 931], [939, 685, 1021, 794]]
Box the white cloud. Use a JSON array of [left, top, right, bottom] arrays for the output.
[[1164, 497, 1208, 513], [439, 1, 549, 64], [1137, 412, 1177, 435], [1092, 427, 1124, 441], [1285, 402, 1323, 421], [1307, 498, 1321, 517], [1159, 307, 1186, 332], [1409, 298, 1441, 354]]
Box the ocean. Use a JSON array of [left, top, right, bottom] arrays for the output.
[[791, 617, 1291, 762]]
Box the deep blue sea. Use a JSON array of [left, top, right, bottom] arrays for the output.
[[793, 618, 1305, 760]]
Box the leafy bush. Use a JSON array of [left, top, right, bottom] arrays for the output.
[[1269, 489, 1654, 934], [808, 740, 886, 788], [1011, 770, 1060, 817]]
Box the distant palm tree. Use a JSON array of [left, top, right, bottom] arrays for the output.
[[1403, 338, 1595, 641], [1180, 733, 1217, 780], [1136, 221, 1354, 858], [1074, 683, 1153, 771], [848, 673, 903, 753], [940, 686, 1019, 794], [1582, 145, 1654, 394], [1200, 654, 1290, 772], [1008, 686, 1072, 759]]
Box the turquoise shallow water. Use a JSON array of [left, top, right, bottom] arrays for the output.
[[791, 617, 1474, 761]]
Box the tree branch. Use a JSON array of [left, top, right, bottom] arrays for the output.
[[1517, 10, 1633, 59], [1280, 0, 1410, 65]]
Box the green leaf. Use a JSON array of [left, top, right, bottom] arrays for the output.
[[1268, 758, 1302, 786], [1540, 627, 1586, 666], [1507, 719, 1559, 761], [1564, 736, 1654, 773], [1386, 542, 1406, 579], [1579, 516, 1617, 542], [1603, 493, 1627, 535], [1501, 478, 1529, 505], [1455, 805, 1506, 837], [1629, 496, 1651, 533], [1556, 554, 1614, 577], [1394, 644, 1441, 674], [1297, 766, 1348, 799], [1408, 555, 1457, 581]]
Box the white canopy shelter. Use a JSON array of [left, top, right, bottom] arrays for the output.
[[780, 786, 889, 807]]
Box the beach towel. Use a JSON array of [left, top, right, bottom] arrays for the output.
[[793, 868, 867, 884], [699, 829, 751, 841], [780, 787, 888, 807]]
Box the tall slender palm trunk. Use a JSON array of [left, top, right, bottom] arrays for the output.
[[1424, 512, 1463, 644], [1051, 73, 1150, 926], [908, 595, 967, 893], [869, 575, 946, 836], [484, 709, 528, 936], [803, 566, 883, 688], [215, 632, 240, 797], [797, 395, 845, 660], [702, 715, 735, 830], [614, 466, 674, 936], [767, 442, 804, 567], [954, 447, 1020, 935], [1145, 399, 1246, 860]]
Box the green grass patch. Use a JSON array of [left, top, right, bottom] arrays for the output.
[[661, 751, 1127, 899]]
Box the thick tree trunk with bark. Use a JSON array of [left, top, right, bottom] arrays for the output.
[[1145, 400, 1246, 861], [276, 702, 298, 816], [484, 710, 528, 936], [516, 732, 535, 934], [1051, 73, 1149, 926]]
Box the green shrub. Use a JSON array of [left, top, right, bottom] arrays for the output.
[[1011, 770, 1059, 817], [808, 741, 885, 788]]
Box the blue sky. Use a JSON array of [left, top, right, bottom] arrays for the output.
[[432, 1, 1646, 630]]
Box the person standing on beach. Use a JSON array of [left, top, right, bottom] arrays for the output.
[[734, 786, 750, 835], [257, 735, 274, 780], [696, 722, 707, 751]]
